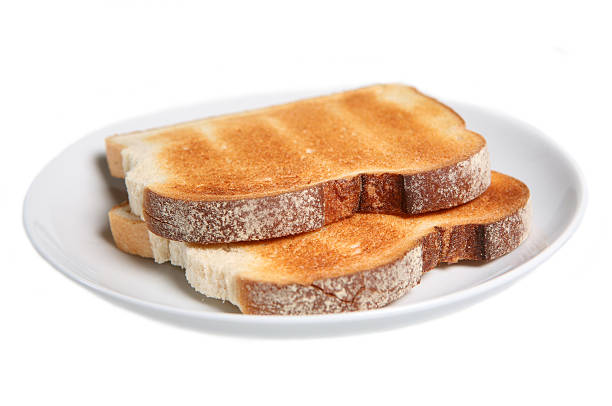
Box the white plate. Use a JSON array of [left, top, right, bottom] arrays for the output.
[[23, 91, 586, 337]]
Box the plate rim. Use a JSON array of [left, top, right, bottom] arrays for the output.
[[22, 97, 587, 327]]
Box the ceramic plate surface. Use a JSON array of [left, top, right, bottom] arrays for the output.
[[24, 90, 586, 337]]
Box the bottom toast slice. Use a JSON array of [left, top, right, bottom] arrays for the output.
[[109, 171, 531, 315]]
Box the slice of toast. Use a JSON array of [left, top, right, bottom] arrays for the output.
[[106, 84, 490, 244], [109, 172, 529, 315]]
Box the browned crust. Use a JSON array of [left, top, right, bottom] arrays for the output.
[[237, 250, 421, 315], [108, 191, 530, 315], [322, 177, 362, 224], [359, 173, 405, 213], [107, 143, 489, 245], [138, 147, 489, 244], [143, 185, 325, 244], [237, 203, 530, 315]]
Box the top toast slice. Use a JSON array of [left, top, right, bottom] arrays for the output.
[[106, 84, 490, 244]]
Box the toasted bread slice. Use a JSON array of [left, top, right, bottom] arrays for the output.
[[109, 172, 529, 315], [106, 84, 490, 244]]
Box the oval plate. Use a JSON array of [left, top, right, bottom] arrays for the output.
[[23, 91, 586, 337]]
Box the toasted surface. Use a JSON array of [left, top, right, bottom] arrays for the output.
[[110, 85, 485, 199], [109, 172, 530, 315], [107, 84, 490, 243]]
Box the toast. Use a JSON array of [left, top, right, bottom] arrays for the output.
[[109, 172, 529, 315], [106, 84, 490, 244]]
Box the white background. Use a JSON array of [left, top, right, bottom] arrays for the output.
[[2, 1, 610, 405]]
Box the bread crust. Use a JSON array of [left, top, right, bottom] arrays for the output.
[[107, 85, 491, 244], [107, 172, 530, 315], [105, 137, 126, 178], [136, 145, 489, 244], [108, 204, 153, 258], [237, 204, 530, 315]]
